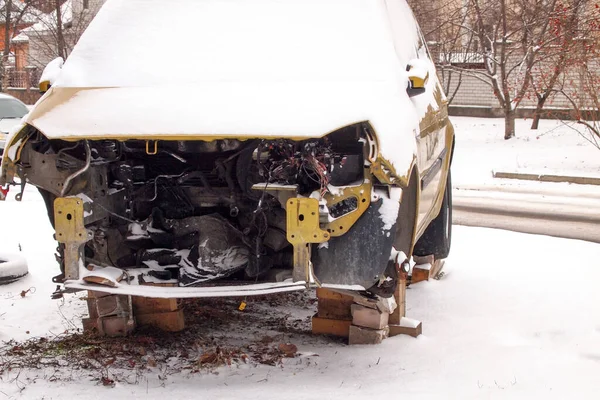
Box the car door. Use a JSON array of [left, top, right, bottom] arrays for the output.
[[412, 27, 450, 230], [383, 0, 449, 229]]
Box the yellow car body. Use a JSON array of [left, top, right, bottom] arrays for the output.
[[1, 0, 453, 297]]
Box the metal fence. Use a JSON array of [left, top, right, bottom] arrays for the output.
[[3, 68, 40, 89]]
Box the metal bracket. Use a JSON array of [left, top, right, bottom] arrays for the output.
[[286, 198, 329, 245], [322, 180, 372, 237], [54, 197, 92, 280], [146, 140, 158, 155], [286, 198, 330, 283]]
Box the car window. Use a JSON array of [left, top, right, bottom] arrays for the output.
[[384, 0, 419, 66], [0, 98, 28, 119], [415, 24, 433, 63]]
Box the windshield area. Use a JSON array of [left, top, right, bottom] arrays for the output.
[[0, 98, 28, 119]]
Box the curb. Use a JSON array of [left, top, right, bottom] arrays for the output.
[[452, 202, 600, 225], [493, 171, 600, 186]]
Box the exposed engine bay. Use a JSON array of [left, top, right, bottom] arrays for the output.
[[8, 122, 400, 295]]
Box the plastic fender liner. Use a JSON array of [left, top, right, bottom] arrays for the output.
[[312, 198, 396, 289]]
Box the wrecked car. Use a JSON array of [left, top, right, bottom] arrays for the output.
[[0, 0, 454, 298]]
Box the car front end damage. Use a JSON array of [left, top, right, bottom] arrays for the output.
[[1, 122, 409, 297]]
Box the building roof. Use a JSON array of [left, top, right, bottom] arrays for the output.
[[11, 32, 29, 43]]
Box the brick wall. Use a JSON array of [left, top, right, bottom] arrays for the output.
[[3, 88, 42, 105]]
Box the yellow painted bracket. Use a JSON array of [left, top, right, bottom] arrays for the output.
[[371, 157, 406, 187], [408, 74, 429, 89], [286, 198, 330, 244], [286, 198, 330, 284], [146, 140, 158, 155], [54, 197, 88, 243], [322, 181, 372, 237], [39, 80, 50, 93], [54, 197, 90, 280]]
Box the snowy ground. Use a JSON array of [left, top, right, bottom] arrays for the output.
[[1, 191, 599, 399], [1, 117, 600, 398], [451, 116, 600, 187]]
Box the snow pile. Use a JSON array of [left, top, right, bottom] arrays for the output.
[[39, 57, 64, 86], [0, 252, 28, 281], [376, 187, 402, 231]]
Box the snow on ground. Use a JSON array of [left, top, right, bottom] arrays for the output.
[[1, 188, 600, 399], [0, 186, 87, 343], [451, 116, 600, 187]]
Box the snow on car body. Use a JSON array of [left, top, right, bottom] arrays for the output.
[[0, 0, 454, 297]]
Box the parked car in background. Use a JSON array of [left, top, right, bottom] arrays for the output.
[[0, 0, 454, 298], [0, 93, 29, 156]]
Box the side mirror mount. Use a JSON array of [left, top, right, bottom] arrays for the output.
[[39, 80, 50, 94], [39, 57, 64, 94], [406, 59, 429, 97]]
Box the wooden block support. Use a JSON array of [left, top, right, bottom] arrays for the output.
[[132, 296, 178, 315], [389, 317, 422, 338], [351, 304, 388, 330], [411, 263, 431, 283], [389, 278, 406, 325], [83, 315, 135, 337], [312, 314, 352, 338], [349, 325, 389, 345], [136, 309, 185, 332], [317, 299, 353, 320], [316, 287, 354, 302], [315, 287, 353, 320], [412, 254, 434, 265], [82, 317, 99, 333], [95, 295, 129, 318], [100, 315, 135, 337]]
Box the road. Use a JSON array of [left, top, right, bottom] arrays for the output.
[[452, 183, 600, 244]]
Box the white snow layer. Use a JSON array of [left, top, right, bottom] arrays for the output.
[[39, 57, 64, 85], [377, 187, 402, 230], [0, 252, 28, 279], [21, 0, 429, 177]]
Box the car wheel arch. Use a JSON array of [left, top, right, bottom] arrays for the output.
[[393, 167, 420, 257]]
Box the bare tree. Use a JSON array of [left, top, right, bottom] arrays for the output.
[[409, 0, 473, 104], [434, 0, 562, 139], [24, 1, 101, 69], [528, 0, 596, 129], [559, 66, 600, 150], [554, 18, 600, 150]]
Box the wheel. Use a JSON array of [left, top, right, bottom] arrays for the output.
[[0, 252, 29, 285], [413, 170, 452, 259]]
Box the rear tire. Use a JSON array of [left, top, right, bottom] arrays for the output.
[[413, 170, 452, 259]]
